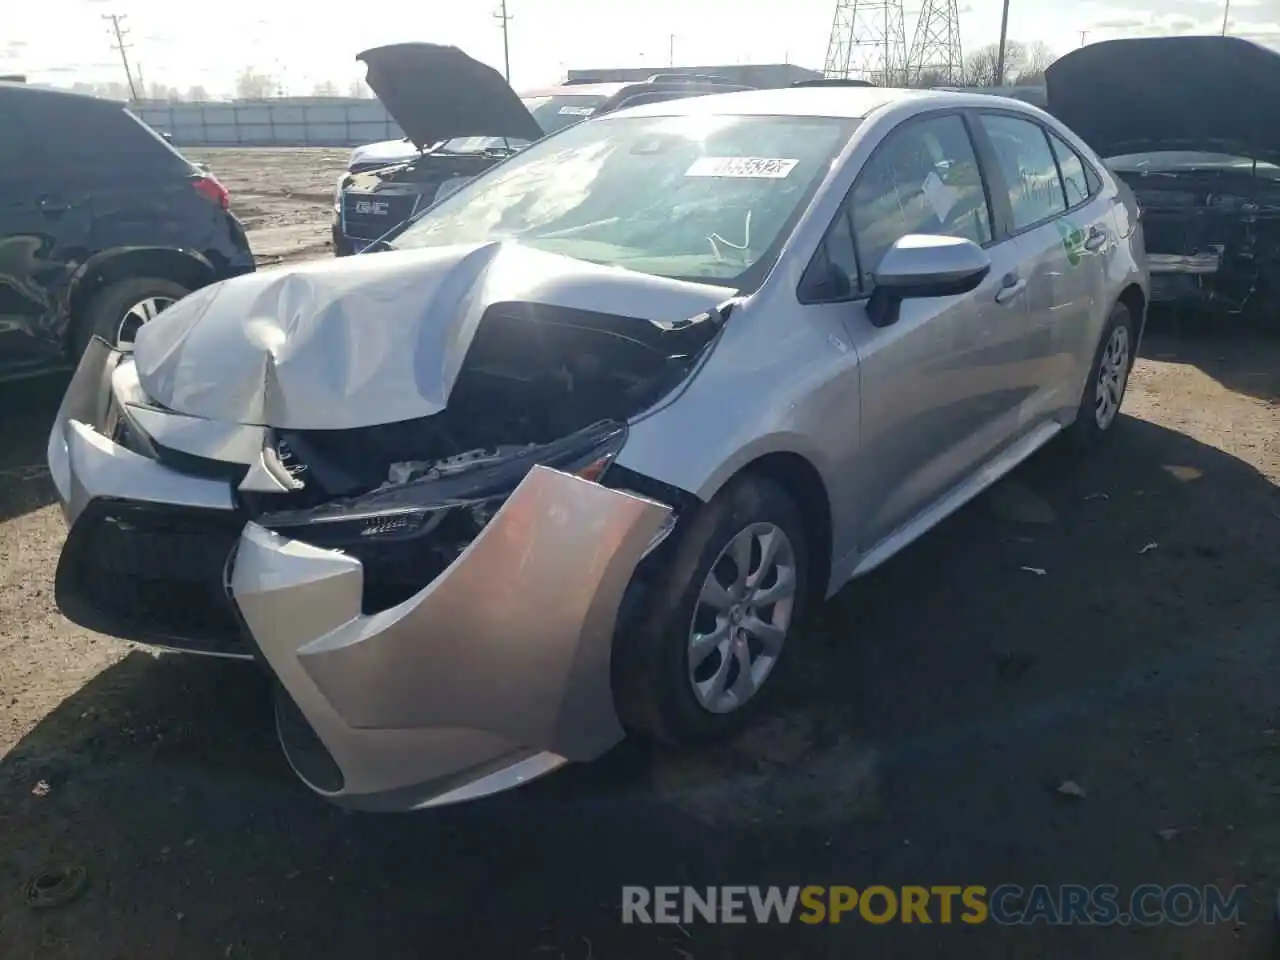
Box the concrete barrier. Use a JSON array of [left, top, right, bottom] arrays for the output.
[[133, 98, 404, 147]]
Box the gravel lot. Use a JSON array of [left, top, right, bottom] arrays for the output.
[[189, 147, 353, 264], [2, 147, 1280, 958]]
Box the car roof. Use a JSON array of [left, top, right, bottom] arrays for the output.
[[0, 81, 121, 107], [600, 85, 1041, 120]]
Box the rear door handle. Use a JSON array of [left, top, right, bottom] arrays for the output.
[[1085, 225, 1107, 251], [994, 277, 1026, 304]]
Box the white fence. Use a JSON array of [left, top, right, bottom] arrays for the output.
[[133, 98, 405, 147]]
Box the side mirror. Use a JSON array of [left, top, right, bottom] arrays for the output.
[[867, 234, 991, 328]]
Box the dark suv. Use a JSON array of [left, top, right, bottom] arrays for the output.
[[333, 44, 752, 255], [0, 82, 254, 383]]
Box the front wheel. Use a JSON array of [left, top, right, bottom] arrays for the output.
[[1067, 300, 1137, 448], [73, 277, 189, 358], [613, 474, 810, 746]]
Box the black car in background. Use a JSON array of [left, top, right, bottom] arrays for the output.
[[333, 44, 752, 255], [0, 82, 254, 383]]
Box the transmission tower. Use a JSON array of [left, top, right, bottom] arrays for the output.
[[823, 0, 908, 86], [906, 0, 964, 85]]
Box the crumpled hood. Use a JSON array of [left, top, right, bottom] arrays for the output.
[[131, 242, 734, 431], [357, 43, 544, 149], [1046, 36, 1280, 164]]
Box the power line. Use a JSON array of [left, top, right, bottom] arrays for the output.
[[494, 0, 513, 83], [102, 12, 139, 100]]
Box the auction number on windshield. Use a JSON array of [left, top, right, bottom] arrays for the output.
[[685, 156, 799, 179]]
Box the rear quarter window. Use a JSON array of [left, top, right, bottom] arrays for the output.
[[33, 98, 192, 180]]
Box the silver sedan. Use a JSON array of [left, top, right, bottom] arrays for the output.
[[47, 85, 1148, 811]]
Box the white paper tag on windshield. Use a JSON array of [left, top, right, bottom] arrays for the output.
[[558, 105, 594, 116], [685, 156, 799, 179]]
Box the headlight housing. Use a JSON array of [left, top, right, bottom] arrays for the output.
[[256, 420, 628, 613]]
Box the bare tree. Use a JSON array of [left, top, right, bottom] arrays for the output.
[[916, 68, 950, 89], [962, 39, 1027, 87], [1012, 41, 1057, 84], [312, 79, 340, 97], [186, 84, 210, 102], [235, 67, 276, 100], [148, 82, 183, 101]]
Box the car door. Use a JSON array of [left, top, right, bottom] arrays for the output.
[[800, 111, 1031, 554], [0, 93, 85, 373], [973, 112, 1112, 423]]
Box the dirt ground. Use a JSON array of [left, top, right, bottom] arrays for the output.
[[2, 148, 1280, 957], [188, 147, 352, 264]]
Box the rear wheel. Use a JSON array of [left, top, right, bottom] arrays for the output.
[[73, 277, 189, 358], [613, 474, 810, 746], [1067, 300, 1136, 448]]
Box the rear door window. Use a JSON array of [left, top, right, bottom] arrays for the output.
[[978, 113, 1067, 231], [1046, 130, 1092, 207], [848, 113, 992, 290]]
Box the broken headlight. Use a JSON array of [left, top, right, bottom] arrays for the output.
[[256, 421, 628, 613]]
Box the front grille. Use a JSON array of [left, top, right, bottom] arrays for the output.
[[340, 191, 419, 242], [54, 500, 249, 656]]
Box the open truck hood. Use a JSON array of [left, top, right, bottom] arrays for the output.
[[357, 43, 544, 150], [130, 242, 734, 431], [1046, 36, 1280, 164]]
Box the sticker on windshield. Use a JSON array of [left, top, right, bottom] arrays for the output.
[[685, 156, 799, 179], [558, 105, 595, 116]]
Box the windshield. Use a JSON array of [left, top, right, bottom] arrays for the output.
[[434, 94, 609, 156], [392, 113, 858, 287], [1107, 151, 1280, 180]]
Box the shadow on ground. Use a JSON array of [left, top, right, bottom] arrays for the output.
[[0, 373, 66, 523], [2, 406, 1278, 959], [1143, 317, 1280, 406]]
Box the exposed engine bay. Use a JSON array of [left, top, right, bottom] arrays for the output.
[[1112, 158, 1280, 314], [242, 302, 718, 614]]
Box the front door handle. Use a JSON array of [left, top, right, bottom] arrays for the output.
[[39, 196, 69, 216], [1085, 225, 1107, 252], [994, 277, 1026, 304]]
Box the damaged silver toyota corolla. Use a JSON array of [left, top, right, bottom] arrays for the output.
[[48, 86, 1147, 811]]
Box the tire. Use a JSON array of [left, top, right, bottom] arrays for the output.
[[1066, 300, 1137, 449], [72, 277, 189, 358], [613, 474, 811, 747]]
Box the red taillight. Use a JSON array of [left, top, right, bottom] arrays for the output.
[[191, 174, 229, 210]]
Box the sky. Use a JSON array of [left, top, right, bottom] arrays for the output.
[[5, 0, 1280, 96]]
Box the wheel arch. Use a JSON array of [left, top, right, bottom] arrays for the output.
[[726, 450, 834, 602], [65, 247, 216, 347], [1117, 282, 1147, 352]]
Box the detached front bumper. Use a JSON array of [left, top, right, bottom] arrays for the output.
[[48, 339, 673, 810]]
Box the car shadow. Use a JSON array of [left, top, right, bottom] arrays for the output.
[[1, 413, 1278, 957], [0, 372, 66, 523], [1142, 314, 1280, 406]]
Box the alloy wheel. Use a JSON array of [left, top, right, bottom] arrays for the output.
[[1094, 324, 1131, 430], [687, 522, 797, 714], [116, 296, 176, 347]]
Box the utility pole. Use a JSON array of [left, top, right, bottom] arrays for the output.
[[1078, 30, 1089, 47], [669, 34, 675, 67], [994, 0, 1011, 88], [494, 0, 512, 82], [103, 13, 140, 100], [1221, 0, 1231, 35]]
